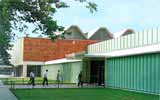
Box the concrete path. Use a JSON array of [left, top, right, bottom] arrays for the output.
[[0, 80, 17, 100], [4, 84, 104, 89], [6, 84, 79, 89]]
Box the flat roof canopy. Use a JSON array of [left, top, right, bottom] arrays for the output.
[[85, 42, 160, 58]]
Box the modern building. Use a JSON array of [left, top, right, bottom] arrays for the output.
[[10, 25, 159, 94], [10, 25, 135, 83], [10, 37, 97, 81], [85, 27, 160, 94]]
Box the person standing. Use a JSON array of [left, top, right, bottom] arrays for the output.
[[43, 69, 48, 87], [78, 71, 83, 87], [11, 71, 15, 77], [56, 70, 61, 88]]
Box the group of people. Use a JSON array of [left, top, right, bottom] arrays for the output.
[[28, 69, 84, 88], [28, 69, 62, 87], [28, 69, 49, 87]]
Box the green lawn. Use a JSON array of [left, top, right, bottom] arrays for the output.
[[12, 88, 159, 100]]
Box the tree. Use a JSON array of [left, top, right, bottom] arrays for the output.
[[0, 0, 97, 65]]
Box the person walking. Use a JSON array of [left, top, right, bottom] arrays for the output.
[[43, 69, 48, 87], [29, 71, 35, 88], [31, 72, 35, 87], [78, 71, 83, 87], [28, 72, 32, 85]]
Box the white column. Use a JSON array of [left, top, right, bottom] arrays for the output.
[[22, 65, 27, 77]]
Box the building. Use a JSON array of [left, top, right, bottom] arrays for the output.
[[64, 25, 87, 40], [85, 27, 160, 94], [0, 55, 13, 77], [64, 25, 134, 40], [10, 25, 135, 83], [0, 65, 12, 77], [86, 27, 113, 41], [113, 28, 134, 38], [10, 37, 97, 80], [10, 25, 159, 94]]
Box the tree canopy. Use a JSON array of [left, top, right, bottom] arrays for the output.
[[0, 0, 97, 65]]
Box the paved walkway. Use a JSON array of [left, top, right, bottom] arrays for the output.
[[0, 80, 17, 100], [5, 84, 104, 89]]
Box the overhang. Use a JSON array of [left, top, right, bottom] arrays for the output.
[[45, 58, 82, 65], [85, 43, 160, 58]]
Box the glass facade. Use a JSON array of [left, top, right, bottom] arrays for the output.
[[27, 65, 41, 77]]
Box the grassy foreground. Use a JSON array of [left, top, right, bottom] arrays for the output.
[[12, 88, 159, 100]]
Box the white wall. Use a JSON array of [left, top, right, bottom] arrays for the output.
[[70, 62, 82, 83], [9, 38, 24, 66], [41, 61, 82, 83], [42, 64, 62, 80]]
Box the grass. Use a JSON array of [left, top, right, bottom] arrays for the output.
[[1, 77, 74, 85], [12, 88, 159, 100]]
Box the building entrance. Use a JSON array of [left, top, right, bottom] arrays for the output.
[[90, 60, 104, 86]]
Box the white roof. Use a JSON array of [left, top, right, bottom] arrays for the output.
[[87, 27, 113, 39], [45, 58, 82, 65], [86, 42, 160, 58], [53, 25, 134, 39]]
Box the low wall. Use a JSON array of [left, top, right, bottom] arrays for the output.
[[42, 61, 82, 83]]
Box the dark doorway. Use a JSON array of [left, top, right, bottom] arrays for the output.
[[90, 60, 104, 86], [15, 66, 23, 77], [27, 65, 41, 77]]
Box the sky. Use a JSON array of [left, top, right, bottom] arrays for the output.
[[54, 0, 160, 32], [16, 0, 160, 37]]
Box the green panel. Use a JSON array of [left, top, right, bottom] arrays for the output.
[[61, 63, 72, 82], [60, 62, 80, 83], [106, 53, 160, 94], [71, 62, 82, 83], [83, 60, 90, 82]]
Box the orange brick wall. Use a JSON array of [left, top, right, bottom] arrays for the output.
[[23, 38, 97, 61]]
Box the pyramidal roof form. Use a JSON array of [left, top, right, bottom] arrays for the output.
[[65, 25, 84, 33], [65, 25, 86, 39], [53, 25, 134, 39], [53, 25, 84, 34], [113, 28, 134, 38], [87, 27, 113, 39]]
